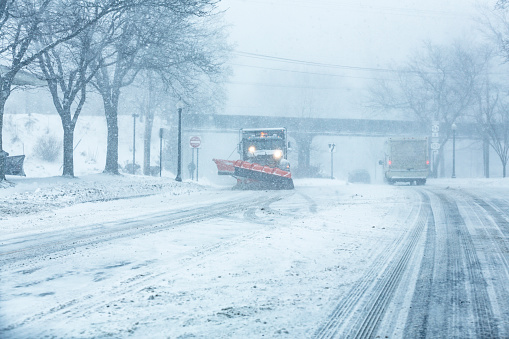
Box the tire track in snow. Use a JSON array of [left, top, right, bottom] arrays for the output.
[[470, 195, 509, 239], [401, 190, 436, 338], [0, 194, 286, 264], [296, 192, 317, 213], [462, 192, 509, 337], [314, 190, 429, 338], [403, 189, 460, 338], [0, 194, 288, 336], [440, 191, 499, 338], [404, 189, 499, 338]]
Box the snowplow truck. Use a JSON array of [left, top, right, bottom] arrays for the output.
[[213, 128, 294, 190], [381, 137, 429, 185]]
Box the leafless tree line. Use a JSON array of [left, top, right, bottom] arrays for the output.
[[0, 0, 229, 179], [367, 4, 509, 178]]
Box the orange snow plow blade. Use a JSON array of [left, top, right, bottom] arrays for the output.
[[213, 159, 294, 190], [213, 159, 236, 175]]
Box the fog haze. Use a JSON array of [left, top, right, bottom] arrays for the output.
[[220, 0, 485, 118]]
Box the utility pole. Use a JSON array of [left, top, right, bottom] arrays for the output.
[[451, 123, 456, 178], [175, 100, 183, 182], [159, 128, 164, 177]]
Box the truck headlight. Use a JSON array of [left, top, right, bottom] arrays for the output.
[[248, 145, 256, 154], [273, 150, 282, 160]]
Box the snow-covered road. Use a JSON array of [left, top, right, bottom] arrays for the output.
[[1, 177, 508, 338]]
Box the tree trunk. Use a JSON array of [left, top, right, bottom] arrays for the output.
[[103, 98, 120, 174], [483, 137, 490, 178], [143, 116, 154, 175], [104, 111, 119, 174], [0, 79, 11, 154], [143, 72, 155, 176], [0, 81, 11, 181], [62, 125, 75, 177], [503, 163, 506, 178], [0, 100, 4, 153]]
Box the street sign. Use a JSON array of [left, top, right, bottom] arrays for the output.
[[431, 142, 440, 150], [432, 125, 439, 133], [190, 136, 201, 148], [431, 132, 439, 138]]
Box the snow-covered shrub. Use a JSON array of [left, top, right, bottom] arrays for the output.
[[33, 134, 61, 162], [122, 162, 140, 174]]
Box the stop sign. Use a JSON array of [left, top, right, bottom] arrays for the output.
[[189, 136, 201, 148]]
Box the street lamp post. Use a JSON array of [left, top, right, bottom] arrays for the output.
[[132, 113, 139, 174], [451, 123, 457, 178], [159, 128, 164, 177], [175, 100, 184, 182]]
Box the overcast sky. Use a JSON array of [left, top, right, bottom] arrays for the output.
[[219, 0, 494, 119]]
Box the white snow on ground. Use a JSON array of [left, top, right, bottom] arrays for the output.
[[0, 174, 204, 220], [0, 174, 405, 336], [1, 172, 509, 337], [2, 112, 509, 337]]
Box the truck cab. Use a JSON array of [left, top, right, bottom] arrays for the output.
[[238, 128, 290, 171]]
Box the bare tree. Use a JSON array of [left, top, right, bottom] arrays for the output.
[[36, 4, 108, 177], [92, 1, 229, 174], [475, 2, 509, 177], [0, 0, 138, 180], [0, 0, 12, 32], [367, 41, 489, 177], [476, 78, 509, 177], [129, 70, 164, 175]]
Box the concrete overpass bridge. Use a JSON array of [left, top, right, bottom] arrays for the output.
[[183, 113, 477, 137], [181, 113, 480, 176]]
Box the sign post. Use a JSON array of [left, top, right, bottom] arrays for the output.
[[328, 143, 335, 180], [189, 136, 201, 181]]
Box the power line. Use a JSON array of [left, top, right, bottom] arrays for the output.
[[234, 51, 398, 73], [234, 51, 503, 77], [231, 63, 395, 81], [226, 80, 347, 90]]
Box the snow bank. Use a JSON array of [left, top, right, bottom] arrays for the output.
[[0, 174, 203, 218]]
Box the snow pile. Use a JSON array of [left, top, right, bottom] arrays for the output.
[[0, 174, 203, 218], [1, 112, 210, 218]]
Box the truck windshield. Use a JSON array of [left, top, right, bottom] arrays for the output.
[[243, 139, 285, 152]]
